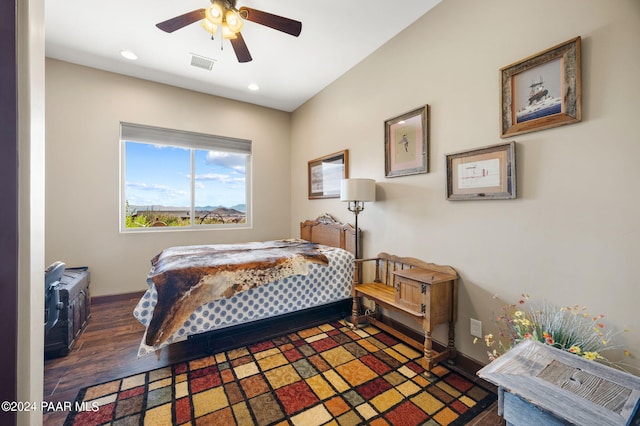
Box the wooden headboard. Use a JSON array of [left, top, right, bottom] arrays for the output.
[[300, 213, 359, 255]]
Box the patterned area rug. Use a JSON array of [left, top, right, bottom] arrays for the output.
[[65, 322, 495, 425]]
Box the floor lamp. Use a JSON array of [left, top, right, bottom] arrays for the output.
[[341, 178, 375, 327], [340, 178, 376, 261]]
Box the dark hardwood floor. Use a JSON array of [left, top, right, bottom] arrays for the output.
[[43, 296, 503, 425], [43, 295, 207, 425]]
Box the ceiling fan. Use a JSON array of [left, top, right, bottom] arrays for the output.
[[156, 0, 302, 63]]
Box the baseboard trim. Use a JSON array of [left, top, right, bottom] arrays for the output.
[[92, 291, 146, 305]]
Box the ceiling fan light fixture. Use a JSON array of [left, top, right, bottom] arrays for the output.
[[156, 0, 302, 64], [221, 23, 237, 39], [205, 4, 223, 25], [201, 20, 218, 35], [225, 10, 243, 33]]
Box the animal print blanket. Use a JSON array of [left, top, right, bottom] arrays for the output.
[[144, 239, 329, 347]]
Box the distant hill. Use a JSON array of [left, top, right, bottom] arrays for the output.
[[197, 204, 246, 212], [206, 207, 243, 216], [133, 204, 246, 213]]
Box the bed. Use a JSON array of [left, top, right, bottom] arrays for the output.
[[134, 214, 357, 356]]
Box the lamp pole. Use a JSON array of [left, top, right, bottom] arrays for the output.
[[347, 200, 365, 260]]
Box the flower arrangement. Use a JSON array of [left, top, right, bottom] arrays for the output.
[[476, 294, 632, 370]]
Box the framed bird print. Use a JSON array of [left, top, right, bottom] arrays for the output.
[[384, 106, 428, 177]]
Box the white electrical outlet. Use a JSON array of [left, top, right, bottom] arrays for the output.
[[470, 318, 483, 338]]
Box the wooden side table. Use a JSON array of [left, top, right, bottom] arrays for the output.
[[478, 339, 640, 425], [352, 262, 458, 372]]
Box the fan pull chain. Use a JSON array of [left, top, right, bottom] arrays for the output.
[[208, 33, 223, 52]]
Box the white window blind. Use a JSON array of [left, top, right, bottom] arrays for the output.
[[120, 122, 251, 154]]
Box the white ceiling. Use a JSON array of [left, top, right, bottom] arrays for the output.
[[45, 0, 440, 112]]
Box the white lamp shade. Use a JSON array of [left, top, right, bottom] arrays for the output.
[[340, 179, 376, 202]]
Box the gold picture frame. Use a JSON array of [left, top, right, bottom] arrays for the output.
[[500, 37, 581, 138], [308, 150, 349, 199], [384, 106, 428, 177], [446, 142, 516, 200]]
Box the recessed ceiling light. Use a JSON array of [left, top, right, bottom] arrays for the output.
[[120, 50, 138, 60], [248, 83, 259, 91]]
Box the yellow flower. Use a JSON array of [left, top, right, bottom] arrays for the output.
[[514, 311, 524, 318], [484, 334, 494, 347], [582, 352, 600, 361], [568, 346, 581, 354]]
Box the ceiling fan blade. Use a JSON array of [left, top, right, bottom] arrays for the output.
[[239, 7, 302, 37], [230, 33, 253, 63], [156, 9, 206, 33]]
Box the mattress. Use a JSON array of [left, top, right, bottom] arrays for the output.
[[134, 242, 353, 355]]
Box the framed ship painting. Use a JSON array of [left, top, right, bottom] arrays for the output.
[[500, 37, 581, 138]]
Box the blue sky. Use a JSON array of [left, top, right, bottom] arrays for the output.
[[125, 142, 246, 209]]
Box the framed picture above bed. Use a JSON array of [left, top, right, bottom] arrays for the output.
[[308, 150, 349, 199]]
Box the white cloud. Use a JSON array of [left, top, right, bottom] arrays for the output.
[[205, 151, 246, 173], [126, 181, 189, 205], [194, 173, 245, 184]]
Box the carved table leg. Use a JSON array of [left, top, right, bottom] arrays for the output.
[[424, 329, 433, 373], [350, 294, 360, 329]]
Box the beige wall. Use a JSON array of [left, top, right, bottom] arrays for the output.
[[291, 0, 640, 370], [45, 59, 292, 296]]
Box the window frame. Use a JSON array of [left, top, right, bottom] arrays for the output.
[[119, 122, 252, 232]]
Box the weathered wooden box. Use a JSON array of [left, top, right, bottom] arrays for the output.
[[478, 339, 640, 426]]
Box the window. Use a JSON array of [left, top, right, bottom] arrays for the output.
[[120, 122, 251, 231]]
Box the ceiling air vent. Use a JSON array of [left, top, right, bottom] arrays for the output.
[[190, 53, 216, 71]]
